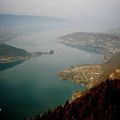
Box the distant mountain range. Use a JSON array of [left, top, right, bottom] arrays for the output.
[[108, 28, 120, 37], [0, 14, 71, 44], [0, 14, 69, 28]]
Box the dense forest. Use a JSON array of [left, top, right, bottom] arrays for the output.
[[29, 79, 120, 120], [0, 44, 31, 57]]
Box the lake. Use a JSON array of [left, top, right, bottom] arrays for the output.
[[0, 27, 103, 120]]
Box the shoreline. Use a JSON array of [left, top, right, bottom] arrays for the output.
[[58, 52, 120, 100], [0, 56, 30, 64]]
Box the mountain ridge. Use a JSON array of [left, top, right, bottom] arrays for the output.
[[0, 44, 30, 57], [30, 79, 120, 120], [0, 14, 69, 28]]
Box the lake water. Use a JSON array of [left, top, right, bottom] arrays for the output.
[[0, 27, 103, 120]]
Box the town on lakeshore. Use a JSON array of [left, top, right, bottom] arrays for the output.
[[58, 32, 120, 100], [1, 0, 120, 119]]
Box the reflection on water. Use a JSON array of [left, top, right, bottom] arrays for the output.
[[0, 60, 24, 71], [0, 27, 103, 120]]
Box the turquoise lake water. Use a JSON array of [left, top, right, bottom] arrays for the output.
[[0, 28, 103, 120]]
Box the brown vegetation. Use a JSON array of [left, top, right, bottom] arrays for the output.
[[29, 79, 120, 120]]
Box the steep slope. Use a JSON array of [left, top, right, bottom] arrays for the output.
[[0, 44, 31, 57], [31, 79, 120, 120]]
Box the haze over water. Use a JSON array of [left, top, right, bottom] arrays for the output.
[[0, 0, 120, 119], [0, 27, 103, 120]]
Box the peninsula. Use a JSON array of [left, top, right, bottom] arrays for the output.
[[58, 32, 120, 63], [58, 32, 120, 99], [58, 52, 120, 89], [0, 44, 31, 63], [0, 44, 54, 70]]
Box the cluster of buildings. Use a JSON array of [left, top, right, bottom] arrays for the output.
[[0, 56, 30, 63]]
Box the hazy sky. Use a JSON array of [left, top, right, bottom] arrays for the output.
[[0, 0, 120, 21]]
